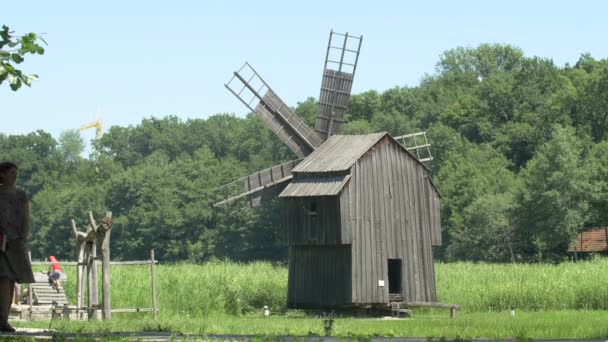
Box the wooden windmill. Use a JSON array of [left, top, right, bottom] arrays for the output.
[[216, 31, 442, 310]]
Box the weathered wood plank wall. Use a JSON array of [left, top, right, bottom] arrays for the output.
[[284, 197, 341, 245], [342, 136, 438, 305], [287, 245, 351, 308]]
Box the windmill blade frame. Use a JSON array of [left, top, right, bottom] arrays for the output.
[[394, 131, 433, 163], [225, 63, 322, 158], [314, 31, 363, 140], [214, 158, 303, 207]]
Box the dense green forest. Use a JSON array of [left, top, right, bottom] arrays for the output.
[[2, 44, 608, 263]]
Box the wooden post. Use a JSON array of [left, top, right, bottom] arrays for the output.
[[101, 211, 112, 320], [85, 240, 93, 319], [150, 249, 158, 321], [62, 304, 70, 320], [87, 211, 100, 320], [76, 241, 85, 320], [72, 219, 86, 320], [450, 306, 456, 319], [27, 251, 33, 320]]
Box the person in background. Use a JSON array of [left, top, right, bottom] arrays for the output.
[[47, 256, 62, 292], [0, 162, 35, 333]]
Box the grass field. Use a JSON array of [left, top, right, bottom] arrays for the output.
[[16, 311, 608, 339], [22, 257, 608, 339]]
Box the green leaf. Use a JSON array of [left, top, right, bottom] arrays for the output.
[[11, 53, 24, 64], [9, 78, 22, 91], [3, 63, 16, 73], [0, 25, 10, 41]]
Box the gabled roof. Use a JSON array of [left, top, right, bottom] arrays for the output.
[[294, 132, 428, 173], [293, 133, 386, 173], [279, 175, 351, 198], [568, 227, 608, 252]]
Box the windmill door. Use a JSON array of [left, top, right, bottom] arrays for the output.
[[388, 258, 403, 301]]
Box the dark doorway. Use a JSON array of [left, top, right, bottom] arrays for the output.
[[388, 259, 402, 294]]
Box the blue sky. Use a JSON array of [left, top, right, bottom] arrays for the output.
[[3, 1, 608, 149]]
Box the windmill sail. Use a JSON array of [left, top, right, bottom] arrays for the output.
[[216, 31, 363, 208], [314, 31, 363, 140], [214, 158, 303, 207], [394, 131, 433, 162], [225, 63, 322, 158]]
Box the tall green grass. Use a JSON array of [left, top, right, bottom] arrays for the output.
[[34, 260, 287, 318], [435, 257, 608, 311], [34, 257, 608, 317]]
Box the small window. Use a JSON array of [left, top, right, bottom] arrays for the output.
[[308, 200, 317, 241], [308, 201, 317, 216]]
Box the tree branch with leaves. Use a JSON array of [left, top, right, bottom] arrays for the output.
[[0, 25, 46, 91]]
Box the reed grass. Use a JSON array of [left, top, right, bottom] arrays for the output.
[[31, 257, 608, 317]]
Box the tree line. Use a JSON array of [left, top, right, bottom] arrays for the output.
[[2, 44, 607, 263]]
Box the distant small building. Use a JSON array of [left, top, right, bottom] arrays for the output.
[[568, 227, 608, 254]]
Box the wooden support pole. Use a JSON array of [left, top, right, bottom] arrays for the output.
[[84, 211, 100, 320], [151, 249, 158, 321], [73, 218, 85, 320], [28, 251, 33, 320], [101, 211, 112, 320], [90, 232, 99, 319], [85, 241, 93, 319], [76, 241, 85, 320], [70, 219, 79, 240]]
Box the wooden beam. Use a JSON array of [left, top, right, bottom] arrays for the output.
[[214, 175, 293, 207], [31, 260, 158, 266], [110, 308, 158, 313], [101, 211, 112, 320]]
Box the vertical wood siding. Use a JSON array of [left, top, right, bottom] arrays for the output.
[[342, 136, 438, 305], [287, 245, 352, 308], [284, 197, 341, 245], [426, 178, 442, 246]]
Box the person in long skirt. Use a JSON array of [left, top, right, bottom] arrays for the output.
[[0, 162, 35, 333]]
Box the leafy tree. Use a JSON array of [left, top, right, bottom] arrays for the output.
[[0, 130, 62, 196], [516, 125, 590, 261], [435, 136, 517, 260], [347, 90, 381, 122], [29, 181, 107, 260], [294, 97, 318, 127], [575, 66, 608, 142], [584, 141, 608, 227], [446, 193, 518, 262], [0, 25, 45, 91], [58, 129, 85, 163]]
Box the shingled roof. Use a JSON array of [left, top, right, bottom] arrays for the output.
[[293, 132, 428, 173], [568, 227, 608, 252], [292, 133, 386, 173]]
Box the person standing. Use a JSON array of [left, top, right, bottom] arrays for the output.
[[0, 162, 35, 333]]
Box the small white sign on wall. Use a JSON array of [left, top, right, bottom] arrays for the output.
[[378, 280, 385, 287]]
